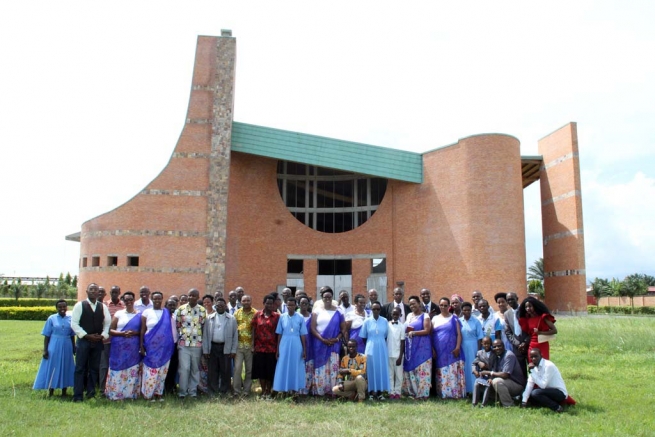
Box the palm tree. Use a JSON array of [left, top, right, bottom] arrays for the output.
[[589, 278, 609, 307], [527, 258, 544, 282]]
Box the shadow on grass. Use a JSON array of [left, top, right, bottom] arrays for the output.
[[565, 403, 605, 414]]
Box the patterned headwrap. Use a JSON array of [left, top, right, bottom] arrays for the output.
[[450, 294, 464, 303]]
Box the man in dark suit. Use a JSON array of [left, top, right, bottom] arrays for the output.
[[382, 287, 410, 323], [419, 288, 439, 319], [504, 292, 528, 382]]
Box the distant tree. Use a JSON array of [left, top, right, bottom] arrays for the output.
[[607, 278, 625, 298], [12, 279, 22, 301], [0, 279, 8, 297], [590, 277, 610, 307], [528, 258, 544, 282], [623, 274, 648, 310], [642, 274, 655, 286], [35, 282, 47, 299], [72, 275, 78, 288], [64, 272, 72, 286], [56, 275, 69, 299], [528, 279, 544, 298]]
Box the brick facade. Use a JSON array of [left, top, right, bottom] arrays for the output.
[[76, 34, 586, 312]]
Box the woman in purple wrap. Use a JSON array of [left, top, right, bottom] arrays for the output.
[[431, 297, 466, 399], [139, 291, 175, 402], [345, 294, 368, 354], [402, 295, 432, 400], [105, 291, 142, 401], [310, 286, 347, 396]]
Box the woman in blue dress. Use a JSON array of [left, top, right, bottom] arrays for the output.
[[360, 301, 389, 400], [273, 297, 307, 395], [33, 300, 76, 396], [459, 301, 483, 395]]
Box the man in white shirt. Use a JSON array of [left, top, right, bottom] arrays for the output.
[[226, 290, 239, 315], [338, 290, 354, 317], [70, 283, 111, 402], [386, 308, 405, 399], [383, 288, 410, 323], [134, 286, 154, 313], [521, 348, 568, 413]]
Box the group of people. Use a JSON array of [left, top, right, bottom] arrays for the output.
[[33, 283, 573, 411]]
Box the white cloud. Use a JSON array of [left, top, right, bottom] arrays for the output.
[[583, 171, 655, 279]]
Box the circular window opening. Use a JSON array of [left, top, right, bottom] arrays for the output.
[[277, 160, 387, 233]]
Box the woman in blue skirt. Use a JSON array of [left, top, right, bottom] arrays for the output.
[[360, 302, 389, 401], [273, 297, 307, 395], [33, 300, 76, 396]]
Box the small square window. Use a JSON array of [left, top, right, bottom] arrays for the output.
[[82, 257, 87, 268], [107, 256, 118, 267], [127, 256, 139, 267], [287, 259, 303, 274], [92, 256, 100, 267], [372, 258, 386, 274]]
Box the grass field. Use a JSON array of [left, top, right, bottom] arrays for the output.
[[1, 316, 654, 436]]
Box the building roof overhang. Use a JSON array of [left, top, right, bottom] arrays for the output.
[[231, 122, 423, 183], [521, 156, 543, 188]]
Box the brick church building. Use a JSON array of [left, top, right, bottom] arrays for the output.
[[68, 31, 587, 312]]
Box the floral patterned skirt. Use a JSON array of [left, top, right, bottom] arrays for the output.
[[435, 360, 466, 399], [105, 364, 141, 400], [298, 359, 314, 395], [141, 361, 170, 399], [311, 354, 339, 396], [402, 358, 432, 399]]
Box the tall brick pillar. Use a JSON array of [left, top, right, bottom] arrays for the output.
[[205, 30, 236, 294], [538, 123, 587, 313]]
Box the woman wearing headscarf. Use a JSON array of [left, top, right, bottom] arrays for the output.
[[105, 292, 142, 401], [450, 294, 464, 318], [310, 286, 347, 396], [140, 291, 175, 401], [402, 295, 432, 400], [431, 297, 466, 399], [33, 300, 75, 397]]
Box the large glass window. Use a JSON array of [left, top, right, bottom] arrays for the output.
[[277, 161, 387, 233]]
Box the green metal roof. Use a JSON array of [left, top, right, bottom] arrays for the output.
[[231, 122, 423, 183]]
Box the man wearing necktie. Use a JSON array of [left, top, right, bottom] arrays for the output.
[[227, 290, 239, 315], [420, 288, 438, 319]]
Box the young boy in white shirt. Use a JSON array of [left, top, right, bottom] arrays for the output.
[[387, 308, 405, 399]]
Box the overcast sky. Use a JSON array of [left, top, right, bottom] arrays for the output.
[[1, 1, 653, 283]]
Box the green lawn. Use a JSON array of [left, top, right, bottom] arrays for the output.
[[1, 316, 654, 436]]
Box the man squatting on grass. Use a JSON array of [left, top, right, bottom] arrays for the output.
[[37, 284, 574, 410]]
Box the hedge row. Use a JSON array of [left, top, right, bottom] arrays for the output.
[[0, 298, 77, 308], [0, 307, 55, 321], [588, 305, 655, 315]]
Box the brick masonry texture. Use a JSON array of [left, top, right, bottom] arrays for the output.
[[76, 35, 586, 312], [539, 123, 587, 312]]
